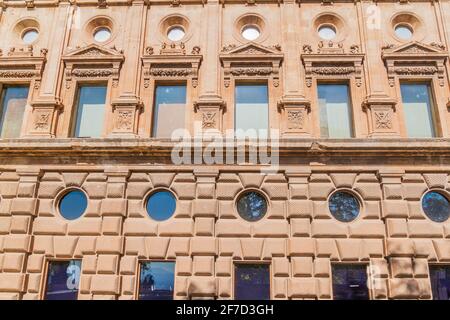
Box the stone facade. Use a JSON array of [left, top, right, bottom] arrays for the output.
[[0, 0, 449, 300]]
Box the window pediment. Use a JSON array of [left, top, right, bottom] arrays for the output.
[[142, 43, 202, 88], [301, 42, 364, 87], [382, 41, 448, 87], [62, 44, 124, 88], [0, 46, 47, 88], [219, 42, 283, 87]]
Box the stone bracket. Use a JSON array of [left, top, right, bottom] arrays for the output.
[[27, 98, 62, 138], [194, 96, 226, 134], [110, 96, 143, 137], [362, 95, 399, 138], [277, 96, 311, 137]]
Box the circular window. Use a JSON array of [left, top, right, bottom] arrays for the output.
[[241, 25, 260, 41], [167, 26, 185, 42], [395, 25, 413, 40], [329, 191, 360, 222], [422, 191, 450, 222], [22, 29, 39, 44], [59, 190, 88, 220], [236, 191, 268, 222], [318, 25, 336, 40], [146, 190, 177, 221], [94, 27, 111, 42]]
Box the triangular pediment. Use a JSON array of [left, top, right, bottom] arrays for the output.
[[222, 42, 282, 55], [385, 41, 446, 54], [64, 44, 123, 58]]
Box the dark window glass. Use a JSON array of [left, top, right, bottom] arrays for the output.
[[430, 265, 450, 300], [139, 262, 175, 300], [44, 260, 81, 300], [317, 84, 353, 138], [332, 264, 369, 300], [152, 85, 186, 138], [329, 191, 360, 222], [400, 83, 435, 138], [74, 85, 107, 138], [235, 84, 268, 138], [0, 86, 29, 138], [235, 264, 270, 300], [59, 190, 88, 220], [146, 191, 176, 221], [422, 191, 450, 222], [236, 191, 267, 222]]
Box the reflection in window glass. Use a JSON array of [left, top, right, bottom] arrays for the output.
[[59, 190, 88, 220], [94, 28, 111, 42], [236, 191, 267, 222], [44, 260, 81, 300], [430, 265, 450, 300], [152, 85, 186, 138], [329, 191, 360, 222], [22, 29, 39, 44], [318, 25, 336, 40], [400, 83, 435, 138], [235, 264, 270, 300], [167, 27, 185, 42], [332, 264, 369, 300], [422, 191, 450, 222], [0, 86, 29, 138], [74, 86, 107, 138], [241, 26, 260, 41], [235, 84, 268, 138], [146, 191, 177, 221], [139, 262, 175, 300], [395, 25, 413, 40], [318, 84, 353, 138]]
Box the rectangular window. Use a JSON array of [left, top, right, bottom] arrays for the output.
[[0, 86, 29, 138], [152, 85, 186, 138], [44, 260, 81, 300], [234, 264, 270, 300], [74, 85, 107, 138], [317, 84, 353, 138], [400, 83, 435, 138], [429, 265, 450, 300], [235, 84, 269, 138], [332, 264, 369, 300], [138, 261, 175, 300]]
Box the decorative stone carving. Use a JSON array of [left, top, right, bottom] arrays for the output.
[[219, 42, 283, 87], [62, 44, 124, 89], [277, 96, 311, 136], [382, 41, 448, 87], [194, 97, 226, 134], [27, 99, 62, 138], [362, 95, 398, 138], [110, 96, 143, 137], [142, 46, 202, 88], [317, 41, 344, 54]]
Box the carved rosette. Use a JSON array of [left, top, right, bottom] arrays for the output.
[[142, 44, 202, 88], [62, 44, 124, 89], [301, 47, 364, 87], [110, 97, 143, 137], [277, 97, 311, 136], [27, 99, 62, 138], [219, 42, 283, 88], [382, 41, 448, 87], [362, 96, 398, 138], [194, 98, 226, 134]]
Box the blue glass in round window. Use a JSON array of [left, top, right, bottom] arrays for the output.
[[422, 191, 450, 223], [329, 191, 360, 222], [59, 190, 88, 220], [237, 191, 268, 222], [146, 191, 176, 221]]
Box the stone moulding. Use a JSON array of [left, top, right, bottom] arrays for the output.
[[142, 44, 202, 88], [382, 41, 448, 87], [62, 44, 125, 89], [219, 42, 283, 87]]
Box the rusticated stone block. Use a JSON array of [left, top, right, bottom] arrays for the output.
[[390, 257, 413, 278], [143, 237, 170, 258], [386, 239, 414, 257], [273, 278, 286, 299], [166, 238, 190, 258], [261, 183, 288, 200], [353, 183, 382, 200], [288, 238, 315, 257], [123, 218, 157, 236], [317, 278, 331, 299], [289, 184, 308, 199], [0, 182, 18, 198], [363, 201, 381, 219], [215, 257, 231, 276], [372, 278, 388, 299], [314, 258, 331, 277], [292, 257, 313, 277], [0, 217, 10, 234], [2, 253, 25, 272], [432, 240, 450, 261], [126, 182, 150, 199], [423, 173, 447, 189], [309, 183, 334, 200], [82, 182, 107, 199], [195, 217, 214, 236], [291, 218, 310, 237], [82, 255, 97, 274], [107, 183, 125, 198], [273, 257, 289, 276], [187, 277, 216, 298], [0, 273, 25, 292], [54, 236, 79, 257], [62, 173, 88, 187], [215, 183, 242, 200], [176, 256, 192, 276], [10, 198, 37, 215], [253, 220, 289, 237], [218, 239, 242, 258], [238, 173, 264, 188], [217, 277, 231, 298], [382, 200, 408, 218], [383, 184, 403, 199], [33, 217, 67, 235], [67, 218, 102, 236], [413, 239, 436, 259], [315, 239, 339, 259], [0, 293, 20, 300], [388, 278, 420, 299], [3, 235, 31, 253], [37, 182, 64, 199], [240, 238, 263, 259], [288, 278, 317, 298], [96, 236, 123, 255], [402, 183, 427, 201], [102, 217, 122, 235], [97, 255, 118, 274], [312, 201, 329, 219], [197, 183, 215, 199], [26, 254, 44, 273], [417, 278, 432, 299], [190, 238, 217, 256], [386, 219, 408, 237], [330, 173, 356, 188], [408, 221, 443, 238], [361, 239, 384, 259], [74, 237, 97, 256], [216, 220, 251, 237], [120, 256, 137, 275], [90, 275, 120, 295], [193, 199, 217, 217], [311, 220, 347, 238], [370, 258, 389, 278], [121, 275, 135, 295], [92, 294, 117, 300], [9, 216, 30, 234], [171, 183, 196, 200], [193, 256, 214, 276], [348, 220, 385, 238], [287, 200, 312, 218], [148, 173, 175, 188], [27, 274, 41, 294], [32, 236, 53, 255], [175, 276, 189, 297], [101, 199, 127, 216], [158, 219, 194, 237], [413, 258, 429, 278], [336, 239, 361, 261], [262, 239, 286, 258]]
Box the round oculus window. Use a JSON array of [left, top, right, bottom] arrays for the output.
[[329, 191, 360, 222], [22, 29, 39, 44], [395, 25, 413, 40], [167, 26, 185, 42], [236, 191, 268, 222], [241, 25, 260, 41], [422, 191, 450, 223], [318, 25, 337, 40], [146, 190, 177, 221], [94, 28, 111, 42], [59, 190, 88, 220]]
